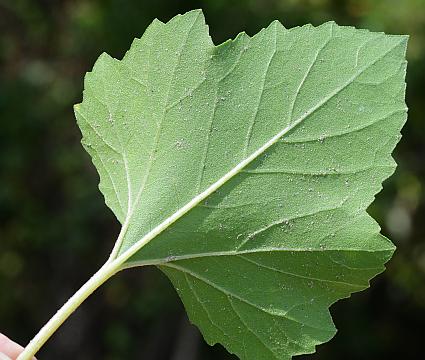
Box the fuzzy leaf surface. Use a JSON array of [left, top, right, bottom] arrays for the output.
[[75, 10, 407, 360]]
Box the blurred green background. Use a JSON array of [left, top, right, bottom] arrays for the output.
[[1, 0, 424, 359]]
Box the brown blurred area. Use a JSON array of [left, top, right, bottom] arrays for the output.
[[0, 1, 424, 359]]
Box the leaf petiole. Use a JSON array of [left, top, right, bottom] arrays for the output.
[[16, 259, 123, 360]]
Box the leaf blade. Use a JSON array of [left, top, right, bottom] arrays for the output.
[[76, 10, 407, 360]]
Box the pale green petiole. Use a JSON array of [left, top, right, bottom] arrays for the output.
[[16, 260, 121, 360]]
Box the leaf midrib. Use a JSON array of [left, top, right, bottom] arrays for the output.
[[110, 36, 403, 269]]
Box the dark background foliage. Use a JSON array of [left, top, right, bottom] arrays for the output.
[[0, 0, 424, 359]]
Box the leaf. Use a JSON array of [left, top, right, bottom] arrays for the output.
[[74, 10, 407, 360]]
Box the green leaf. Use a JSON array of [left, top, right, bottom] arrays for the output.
[[74, 10, 407, 360]]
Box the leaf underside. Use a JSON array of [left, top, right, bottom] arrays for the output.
[[75, 10, 407, 360]]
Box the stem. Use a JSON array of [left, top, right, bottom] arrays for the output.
[[17, 259, 122, 360]]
